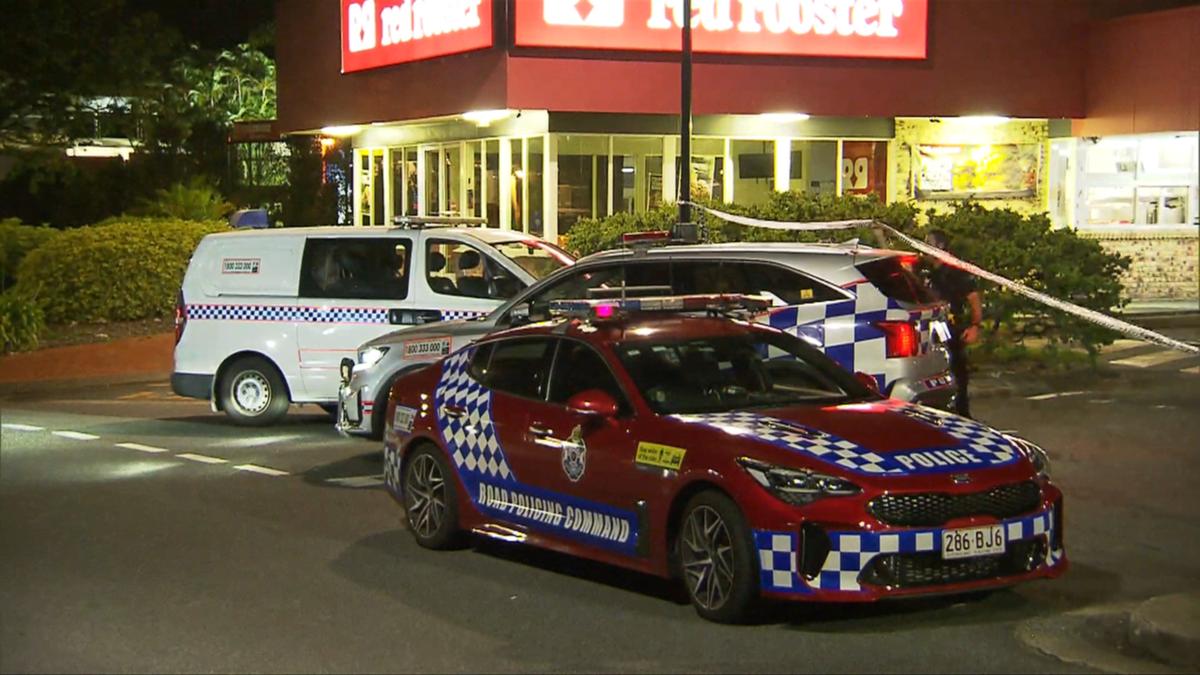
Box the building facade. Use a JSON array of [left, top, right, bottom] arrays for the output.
[[275, 0, 1199, 302]]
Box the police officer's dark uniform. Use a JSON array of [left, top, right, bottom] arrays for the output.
[[924, 252, 979, 418]]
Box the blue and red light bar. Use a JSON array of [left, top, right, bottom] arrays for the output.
[[548, 294, 772, 321]]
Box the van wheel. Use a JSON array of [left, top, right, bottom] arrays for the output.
[[220, 356, 289, 426]]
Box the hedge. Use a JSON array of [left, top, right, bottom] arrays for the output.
[[15, 217, 228, 324], [564, 193, 1129, 358], [1, 218, 60, 291], [0, 290, 44, 352]]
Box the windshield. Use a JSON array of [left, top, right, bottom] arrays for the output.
[[616, 330, 873, 415], [492, 240, 573, 280]]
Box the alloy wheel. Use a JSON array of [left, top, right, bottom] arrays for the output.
[[680, 505, 736, 611], [405, 454, 446, 538]]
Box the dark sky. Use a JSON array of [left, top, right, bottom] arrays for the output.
[[127, 0, 275, 50]]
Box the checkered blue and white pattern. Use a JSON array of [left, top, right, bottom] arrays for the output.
[[185, 303, 389, 324], [811, 508, 1059, 592], [754, 531, 808, 592], [673, 411, 904, 475], [763, 284, 947, 390], [440, 309, 487, 321], [382, 444, 403, 492], [894, 404, 1017, 465], [434, 348, 512, 480]]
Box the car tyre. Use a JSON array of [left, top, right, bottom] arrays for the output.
[[219, 356, 290, 426], [402, 445, 461, 550], [676, 490, 760, 624]]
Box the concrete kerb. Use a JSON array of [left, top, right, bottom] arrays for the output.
[[1130, 593, 1200, 670]]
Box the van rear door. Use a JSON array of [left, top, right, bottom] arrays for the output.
[[294, 235, 415, 401]]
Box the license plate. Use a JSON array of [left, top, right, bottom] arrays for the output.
[[942, 524, 1005, 560]]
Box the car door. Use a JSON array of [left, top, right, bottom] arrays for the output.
[[475, 337, 643, 556], [295, 235, 414, 399]]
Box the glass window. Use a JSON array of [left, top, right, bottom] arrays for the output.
[[480, 338, 555, 400], [467, 342, 495, 382], [528, 136, 545, 236], [856, 257, 937, 305], [731, 139, 775, 206], [841, 141, 888, 200], [611, 136, 664, 214], [557, 135, 610, 233], [426, 239, 521, 299], [511, 138, 524, 231], [617, 331, 869, 415], [792, 140, 838, 195], [548, 339, 628, 411], [485, 140, 500, 226], [671, 261, 846, 305], [446, 144, 462, 216], [491, 239, 572, 280], [691, 137, 726, 202], [423, 147, 440, 216], [299, 238, 411, 300]]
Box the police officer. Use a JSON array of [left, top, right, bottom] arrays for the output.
[[922, 230, 983, 418]]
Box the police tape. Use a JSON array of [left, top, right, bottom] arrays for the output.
[[687, 203, 1200, 355]]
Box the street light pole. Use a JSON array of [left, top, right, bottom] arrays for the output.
[[678, 0, 693, 238]]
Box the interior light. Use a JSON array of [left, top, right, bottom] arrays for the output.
[[462, 109, 512, 126], [514, 169, 527, 179], [319, 137, 337, 148], [320, 125, 363, 137], [621, 166, 635, 174], [760, 112, 811, 123]]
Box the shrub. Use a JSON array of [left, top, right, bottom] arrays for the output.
[[0, 290, 45, 352], [922, 203, 1130, 359], [14, 218, 228, 324], [135, 178, 235, 222], [0, 218, 60, 291]]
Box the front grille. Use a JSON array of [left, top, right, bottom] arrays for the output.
[[861, 538, 1046, 589], [868, 481, 1041, 527]]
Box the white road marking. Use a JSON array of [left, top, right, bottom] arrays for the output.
[[326, 475, 384, 488], [1089, 399, 1115, 404], [52, 430, 100, 440], [1026, 391, 1089, 401], [1182, 366, 1200, 375], [115, 442, 170, 454], [1110, 350, 1194, 368], [213, 434, 303, 448], [2, 423, 44, 431], [176, 453, 228, 464], [233, 464, 289, 477], [1102, 339, 1146, 355]]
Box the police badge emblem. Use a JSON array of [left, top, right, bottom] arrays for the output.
[[561, 424, 587, 482]]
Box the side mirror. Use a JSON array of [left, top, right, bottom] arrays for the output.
[[566, 389, 619, 418], [854, 372, 882, 396]]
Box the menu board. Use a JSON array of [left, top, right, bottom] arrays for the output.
[[914, 144, 1040, 200]]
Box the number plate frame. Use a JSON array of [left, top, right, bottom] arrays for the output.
[[941, 524, 1006, 560]]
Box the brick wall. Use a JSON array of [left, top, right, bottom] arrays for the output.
[[1082, 230, 1200, 301]]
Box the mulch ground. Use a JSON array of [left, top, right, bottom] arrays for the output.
[[37, 318, 175, 349], [0, 330, 174, 384]]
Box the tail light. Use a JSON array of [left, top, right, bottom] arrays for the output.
[[875, 320, 918, 358], [174, 291, 187, 345]]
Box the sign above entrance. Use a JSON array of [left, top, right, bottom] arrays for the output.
[[341, 0, 494, 73], [515, 0, 927, 59]]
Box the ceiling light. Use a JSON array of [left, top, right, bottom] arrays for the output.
[[760, 112, 811, 123], [320, 125, 363, 137], [955, 116, 1011, 126], [462, 109, 513, 126]]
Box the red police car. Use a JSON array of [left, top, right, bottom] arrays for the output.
[[381, 296, 1066, 623]]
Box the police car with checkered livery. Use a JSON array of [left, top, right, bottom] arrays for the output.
[[339, 238, 954, 438], [170, 220, 572, 425], [381, 297, 1066, 623]]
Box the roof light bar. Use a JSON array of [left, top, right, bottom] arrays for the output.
[[548, 294, 772, 321]]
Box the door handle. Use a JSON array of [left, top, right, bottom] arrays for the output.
[[528, 425, 553, 438], [444, 405, 466, 418]]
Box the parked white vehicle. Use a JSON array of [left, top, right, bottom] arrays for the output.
[[170, 220, 573, 425]]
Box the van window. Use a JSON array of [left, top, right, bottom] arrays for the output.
[[299, 238, 411, 300], [426, 239, 521, 300]]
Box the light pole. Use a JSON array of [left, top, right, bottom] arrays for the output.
[[677, 0, 696, 241]]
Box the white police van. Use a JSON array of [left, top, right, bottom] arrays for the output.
[[171, 219, 572, 425]]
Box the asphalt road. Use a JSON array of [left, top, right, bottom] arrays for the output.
[[2, 343, 1198, 673]]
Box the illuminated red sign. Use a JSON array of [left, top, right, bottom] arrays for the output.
[[515, 0, 927, 59], [341, 0, 494, 73]]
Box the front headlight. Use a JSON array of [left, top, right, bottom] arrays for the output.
[[357, 346, 390, 368], [737, 457, 861, 506], [1003, 433, 1051, 479]]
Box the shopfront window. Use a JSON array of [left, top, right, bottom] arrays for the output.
[[841, 141, 888, 201], [557, 135, 610, 233], [1079, 134, 1198, 227], [511, 138, 525, 231], [446, 143, 462, 216], [485, 140, 500, 226], [423, 147, 440, 216], [611, 136, 664, 214], [529, 136, 545, 236], [690, 137, 726, 202], [731, 139, 775, 206]]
